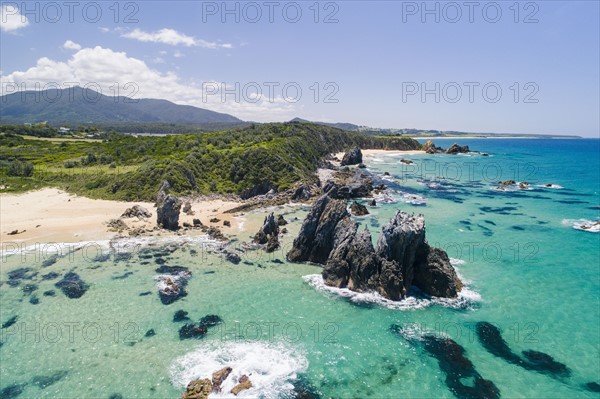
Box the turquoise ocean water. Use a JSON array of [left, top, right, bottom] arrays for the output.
[[1, 138, 599, 398]]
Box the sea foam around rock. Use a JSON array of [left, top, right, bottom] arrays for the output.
[[169, 341, 308, 398]]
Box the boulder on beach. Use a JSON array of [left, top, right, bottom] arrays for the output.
[[121, 205, 152, 219], [340, 147, 363, 166]]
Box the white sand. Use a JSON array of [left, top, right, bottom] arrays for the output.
[[0, 188, 244, 247]]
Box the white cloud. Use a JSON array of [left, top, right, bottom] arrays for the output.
[[0, 4, 29, 32], [0, 46, 295, 121], [62, 40, 82, 51], [173, 50, 184, 58], [122, 28, 232, 49]]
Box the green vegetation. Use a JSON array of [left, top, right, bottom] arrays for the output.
[[0, 122, 421, 201]]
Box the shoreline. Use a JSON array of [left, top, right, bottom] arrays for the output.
[[0, 188, 245, 249]]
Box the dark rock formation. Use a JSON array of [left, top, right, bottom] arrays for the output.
[[368, 199, 376, 207], [179, 315, 223, 340], [357, 163, 366, 169], [400, 159, 414, 164], [340, 147, 363, 166], [349, 201, 369, 216], [155, 180, 170, 206], [289, 195, 462, 300], [55, 272, 89, 299], [173, 310, 190, 322], [157, 194, 182, 231], [414, 247, 463, 297], [254, 213, 279, 244], [240, 182, 274, 199], [292, 185, 312, 201], [445, 143, 470, 154], [155, 266, 191, 305], [287, 194, 353, 264], [223, 250, 241, 264], [323, 169, 374, 199], [210, 218, 220, 223], [107, 218, 128, 232], [193, 218, 203, 227], [223, 220, 231, 227], [277, 215, 287, 226], [121, 205, 152, 219]]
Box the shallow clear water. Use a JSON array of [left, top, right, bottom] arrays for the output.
[[1, 139, 598, 398]]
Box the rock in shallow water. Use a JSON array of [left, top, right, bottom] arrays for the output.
[[181, 378, 212, 399]]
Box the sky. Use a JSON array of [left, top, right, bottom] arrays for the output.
[[0, 1, 599, 137]]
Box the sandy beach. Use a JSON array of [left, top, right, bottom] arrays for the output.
[[0, 188, 244, 247]]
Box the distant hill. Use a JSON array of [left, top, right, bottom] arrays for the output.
[[290, 118, 581, 139], [0, 87, 242, 125]]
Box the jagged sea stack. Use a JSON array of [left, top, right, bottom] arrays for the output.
[[156, 182, 182, 230], [287, 194, 463, 299]]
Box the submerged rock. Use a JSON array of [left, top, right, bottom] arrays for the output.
[[340, 147, 363, 166], [55, 272, 89, 299], [289, 195, 462, 300], [173, 310, 190, 322], [179, 315, 223, 340], [157, 194, 182, 231], [476, 322, 571, 378]]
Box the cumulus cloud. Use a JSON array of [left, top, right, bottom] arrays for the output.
[[62, 40, 82, 51], [122, 28, 232, 49], [0, 46, 295, 121], [0, 4, 29, 32]]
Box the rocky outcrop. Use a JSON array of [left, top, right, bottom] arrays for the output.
[[181, 378, 212, 399], [182, 202, 194, 215], [254, 213, 279, 244], [423, 140, 441, 154], [414, 246, 463, 297], [157, 194, 182, 231], [349, 201, 369, 216], [212, 367, 232, 393], [121, 205, 152, 219], [156, 180, 170, 206], [287, 194, 354, 264], [340, 147, 363, 166], [323, 169, 374, 199], [291, 185, 312, 201], [277, 215, 287, 226], [254, 212, 280, 252], [231, 375, 253, 395], [240, 182, 274, 199], [445, 143, 470, 154], [289, 195, 463, 300]]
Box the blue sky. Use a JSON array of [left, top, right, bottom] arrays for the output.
[[1, 1, 599, 137]]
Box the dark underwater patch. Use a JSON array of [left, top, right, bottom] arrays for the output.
[[41, 272, 60, 281], [476, 322, 571, 379], [2, 316, 18, 329], [31, 370, 68, 389], [511, 226, 526, 231], [111, 271, 134, 280]]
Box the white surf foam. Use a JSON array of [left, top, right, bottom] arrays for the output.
[[538, 184, 564, 189], [562, 219, 600, 233], [169, 341, 308, 398], [302, 274, 480, 311]]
